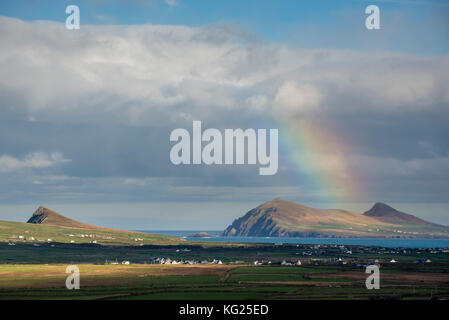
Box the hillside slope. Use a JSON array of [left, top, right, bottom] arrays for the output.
[[27, 206, 103, 229], [222, 199, 449, 238], [363, 202, 446, 227], [0, 207, 183, 246]]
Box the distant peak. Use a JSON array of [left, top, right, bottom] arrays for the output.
[[261, 198, 284, 206], [364, 202, 399, 216], [372, 202, 396, 211], [27, 206, 101, 229], [223, 198, 449, 237], [362, 202, 434, 226], [33, 206, 47, 214]]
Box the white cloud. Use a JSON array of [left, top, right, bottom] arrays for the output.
[[0, 16, 447, 128], [0, 152, 70, 173], [273, 81, 323, 115], [0, 16, 448, 205]]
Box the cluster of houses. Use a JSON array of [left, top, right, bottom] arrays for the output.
[[67, 233, 94, 238], [244, 243, 443, 266], [105, 260, 130, 265], [252, 260, 302, 266], [101, 255, 436, 267], [281, 260, 302, 266], [392, 229, 421, 236], [66, 233, 104, 243], [5, 231, 119, 245], [286, 243, 448, 258], [105, 257, 224, 265], [8, 235, 53, 243], [151, 257, 223, 265]]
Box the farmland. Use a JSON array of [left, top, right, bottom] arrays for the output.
[[1, 263, 448, 300], [1, 242, 449, 300], [0, 219, 183, 246]]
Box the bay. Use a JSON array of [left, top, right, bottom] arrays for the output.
[[140, 230, 449, 248]]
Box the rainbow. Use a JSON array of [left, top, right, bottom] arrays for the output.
[[278, 117, 362, 207]]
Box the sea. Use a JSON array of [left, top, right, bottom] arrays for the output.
[[140, 230, 449, 249]]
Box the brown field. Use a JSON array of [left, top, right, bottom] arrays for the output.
[[0, 264, 236, 289], [331, 270, 449, 285], [1, 264, 449, 300]]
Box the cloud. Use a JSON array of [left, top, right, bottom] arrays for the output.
[[0, 16, 448, 206], [0, 152, 70, 173], [1, 15, 447, 127], [273, 81, 323, 115]]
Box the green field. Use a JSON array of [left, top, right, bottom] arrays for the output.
[[1, 242, 449, 300], [0, 264, 448, 300], [0, 220, 183, 246]]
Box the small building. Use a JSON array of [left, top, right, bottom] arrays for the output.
[[281, 260, 293, 266]]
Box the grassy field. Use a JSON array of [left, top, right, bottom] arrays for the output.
[[1, 240, 448, 300], [0, 264, 448, 300], [0, 220, 183, 246], [0, 242, 297, 264], [3, 241, 449, 265]]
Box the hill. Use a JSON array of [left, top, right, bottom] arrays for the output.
[[222, 199, 449, 238], [27, 206, 105, 229], [363, 202, 443, 226], [0, 206, 184, 246]]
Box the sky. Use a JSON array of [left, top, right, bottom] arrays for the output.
[[0, 0, 448, 229]]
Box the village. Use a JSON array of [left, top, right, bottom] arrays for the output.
[[3, 229, 448, 267], [98, 243, 447, 267]]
